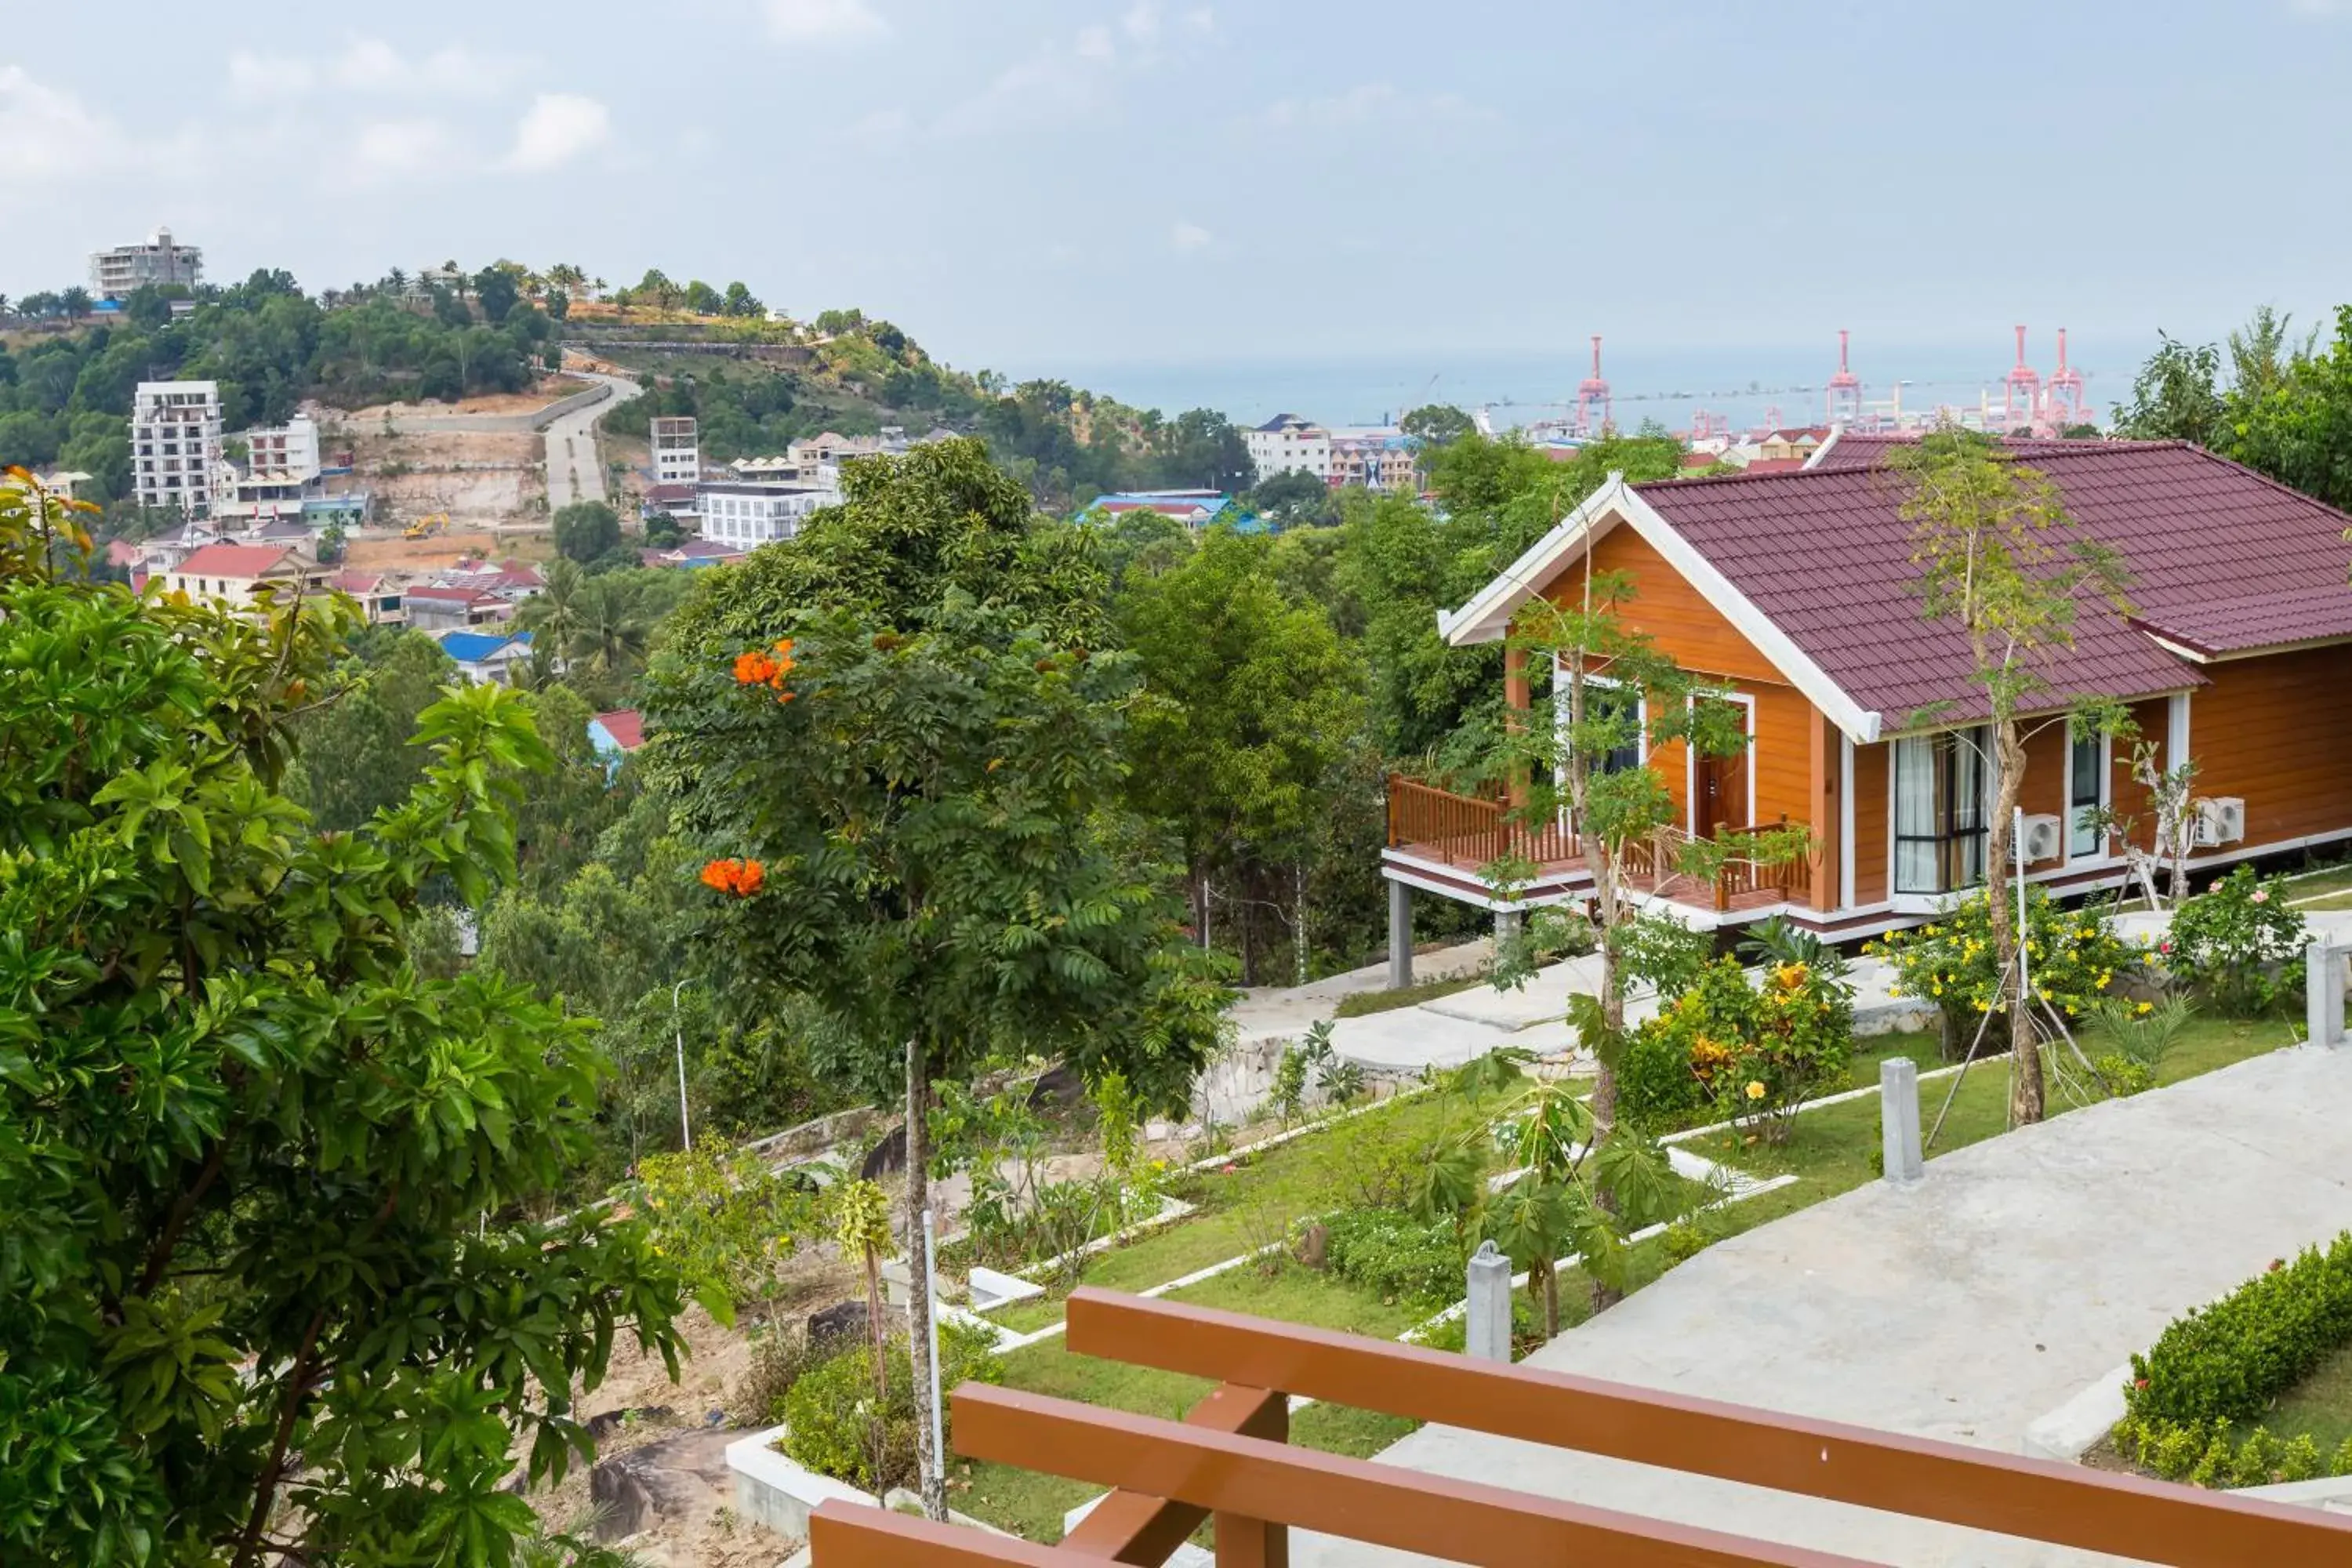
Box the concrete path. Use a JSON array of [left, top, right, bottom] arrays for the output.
[[546, 371, 641, 510], [1298, 1044, 2352, 1566]]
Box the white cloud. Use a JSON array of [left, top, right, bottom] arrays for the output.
[[0, 65, 121, 178], [228, 38, 512, 102], [766, 0, 887, 42], [506, 93, 612, 172], [1076, 24, 1116, 61], [1123, 2, 1161, 41], [1171, 220, 1212, 252], [1258, 82, 1492, 131], [1182, 7, 1214, 32], [353, 118, 456, 179], [226, 50, 317, 101]]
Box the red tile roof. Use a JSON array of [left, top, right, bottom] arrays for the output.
[[593, 710, 645, 751], [1628, 441, 2352, 725], [174, 543, 298, 578], [1738, 457, 1807, 475]]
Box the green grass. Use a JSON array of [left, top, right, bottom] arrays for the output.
[[2249, 1341, 2352, 1454], [2281, 860, 2352, 902], [1331, 971, 1489, 1018]]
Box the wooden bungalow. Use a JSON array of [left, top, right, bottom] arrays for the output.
[[1384, 436, 2352, 973]]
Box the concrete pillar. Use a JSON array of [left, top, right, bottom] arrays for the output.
[[1465, 1241, 1512, 1362], [1388, 880, 1414, 990], [1495, 908, 1523, 952], [1880, 1057, 1923, 1185], [2309, 940, 2344, 1048]]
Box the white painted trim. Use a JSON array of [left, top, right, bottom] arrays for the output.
[[1379, 857, 1581, 913], [1802, 425, 1846, 470], [1433, 479, 1884, 745], [2168, 691, 2192, 776], [1684, 687, 1757, 835], [1839, 733, 1857, 912]]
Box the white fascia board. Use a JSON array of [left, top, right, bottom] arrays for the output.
[[1436, 474, 1632, 647]]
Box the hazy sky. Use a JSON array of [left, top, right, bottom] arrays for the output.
[[6, 1, 2348, 378]]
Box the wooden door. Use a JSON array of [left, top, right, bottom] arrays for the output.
[[1696, 698, 1750, 837]]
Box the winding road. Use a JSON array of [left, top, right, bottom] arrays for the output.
[[545, 370, 641, 511]]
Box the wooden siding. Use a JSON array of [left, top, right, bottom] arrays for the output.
[[1750, 684, 1814, 829], [1853, 742, 1889, 906], [2190, 645, 2352, 844], [2108, 698, 2172, 852], [1567, 525, 1783, 685]]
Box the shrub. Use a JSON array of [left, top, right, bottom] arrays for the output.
[[2111, 1232, 2352, 1486], [1623, 956, 1853, 1138], [633, 1146, 819, 1317], [1868, 889, 2134, 1044], [1319, 1207, 1465, 1308], [782, 1320, 1005, 1493], [2168, 865, 2308, 1017], [2089, 994, 2193, 1075], [735, 1324, 825, 1428], [2092, 1052, 2158, 1098], [1308, 1101, 1468, 1214]]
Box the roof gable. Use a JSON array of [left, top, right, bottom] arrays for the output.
[[175, 543, 296, 578]]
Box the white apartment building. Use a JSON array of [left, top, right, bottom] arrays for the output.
[[241, 414, 321, 485], [652, 417, 701, 486], [92, 228, 203, 299], [695, 481, 834, 548], [1246, 414, 1332, 484], [132, 381, 226, 518]]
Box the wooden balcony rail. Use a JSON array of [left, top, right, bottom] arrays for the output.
[[1386, 773, 1577, 869], [807, 1287, 2352, 1568]]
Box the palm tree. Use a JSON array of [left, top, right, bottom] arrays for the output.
[[0, 293, 13, 319], [519, 557, 587, 657], [571, 575, 649, 680], [59, 287, 91, 322]]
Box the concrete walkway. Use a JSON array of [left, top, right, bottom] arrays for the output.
[[1299, 1044, 2352, 1566]]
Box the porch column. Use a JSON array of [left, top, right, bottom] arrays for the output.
[[1504, 643, 1530, 809], [1809, 710, 1841, 912], [1388, 880, 1414, 989], [1496, 908, 1523, 951]]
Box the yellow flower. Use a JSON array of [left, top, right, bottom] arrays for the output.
[[2136, 1000, 2154, 1015], [1744, 1080, 1766, 1101]]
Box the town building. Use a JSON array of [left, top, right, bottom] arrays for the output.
[[90, 227, 202, 299], [241, 414, 321, 486], [695, 479, 833, 549], [1382, 435, 2352, 976], [327, 570, 405, 626], [401, 584, 514, 631], [1080, 491, 1264, 532], [434, 629, 535, 687], [131, 381, 225, 518], [1247, 414, 1332, 484], [160, 543, 333, 611], [588, 710, 644, 771], [652, 416, 700, 488], [1327, 429, 1421, 492], [639, 539, 748, 571]]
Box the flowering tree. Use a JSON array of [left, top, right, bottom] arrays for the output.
[[652, 441, 1228, 1518]]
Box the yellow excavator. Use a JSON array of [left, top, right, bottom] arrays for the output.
[[401, 513, 449, 541]]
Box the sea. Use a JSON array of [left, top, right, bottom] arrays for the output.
[[996, 334, 2162, 437]]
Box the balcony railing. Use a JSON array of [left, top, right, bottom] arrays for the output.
[[1385, 774, 1578, 870]]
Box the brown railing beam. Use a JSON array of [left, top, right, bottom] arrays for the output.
[[810, 1500, 1091, 1566], [1058, 1382, 1286, 1564], [1060, 1290, 2352, 1566], [953, 1384, 1864, 1568]]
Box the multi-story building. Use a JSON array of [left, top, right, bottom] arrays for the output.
[[241, 414, 321, 485], [160, 543, 333, 611], [1328, 428, 1421, 493], [1247, 414, 1332, 484], [91, 227, 202, 299], [652, 416, 701, 487], [131, 381, 225, 518], [695, 480, 835, 550]]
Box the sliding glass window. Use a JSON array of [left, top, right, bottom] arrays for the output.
[[1893, 727, 1990, 895], [2069, 722, 2104, 858]]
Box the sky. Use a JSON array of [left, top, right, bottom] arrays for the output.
[[5, 1, 2350, 408]]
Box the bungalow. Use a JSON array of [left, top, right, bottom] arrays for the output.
[[402, 584, 514, 630], [435, 629, 534, 686], [1383, 437, 2352, 976], [327, 569, 405, 625]]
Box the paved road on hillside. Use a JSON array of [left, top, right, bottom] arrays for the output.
[[546, 371, 640, 511]]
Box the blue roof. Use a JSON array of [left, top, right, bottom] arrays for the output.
[[438, 631, 520, 662]]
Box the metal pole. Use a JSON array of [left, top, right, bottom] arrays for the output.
[[921, 1207, 946, 1493], [671, 978, 692, 1153], [2014, 806, 2030, 1007]]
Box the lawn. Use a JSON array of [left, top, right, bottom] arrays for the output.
[[2251, 1341, 2352, 1456]]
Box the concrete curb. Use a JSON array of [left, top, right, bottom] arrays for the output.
[[2020, 1361, 2132, 1461]]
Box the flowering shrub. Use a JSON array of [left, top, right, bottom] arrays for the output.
[[1621, 956, 1853, 1138], [700, 856, 765, 896], [1867, 889, 2134, 1043], [1319, 1207, 1466, 1308], [2167, 865, 2308, 1016], [734, 637, 798, 699]]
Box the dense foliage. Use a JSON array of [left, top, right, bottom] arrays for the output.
[[1868, 889, 2137, 1045], [2115, 1233, 2352, 1486], [1621, 957, 1854, 1136], [780, 1321, 1004, 1494], [0, 482, 690, 1566], [2164, 864, 2308, 1016], [1319, 1207, 1466, 1308], [2115, 303, 2352, 511]]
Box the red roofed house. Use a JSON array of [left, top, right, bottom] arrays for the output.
[[1383, 437, 2352, 967], [160, 543, 333, 612], [402, 584, 514, 630]]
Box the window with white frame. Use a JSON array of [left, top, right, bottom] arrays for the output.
[[1893, 727, 1990, 895], [1555, 666, 1644, 779], [2068, 720, 2105, 858]]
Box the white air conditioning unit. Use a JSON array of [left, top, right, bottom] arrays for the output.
[[2190, 797, 2244, 848], [2020, 813, 2064, 865]]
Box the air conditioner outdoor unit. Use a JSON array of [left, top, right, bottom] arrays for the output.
[[2020, 812, 2064, 864], [2190, 798, 2236, 848], [2210, 796, 2246, 844]]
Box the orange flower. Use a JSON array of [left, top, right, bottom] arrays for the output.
[[699, 857, 765, 897], [735, 650, 779, 686]]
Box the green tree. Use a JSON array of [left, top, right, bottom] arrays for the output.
[[651, 440, 1228, 1519], [0, 484, 691, 1566], [473, 265, 521, 325], [683, 280, 723, 316], [286, 629, 457, 832], [1249, 468, 1338, 528], [721, 281, 764, 318], [553, 499, 623, 564], [2111, 333, 2226, 445], [1400, 403, 1475, 447], [1886, 426, 2132, 1126], [1119, 527, 1364, 983], [2228, 304, 2352, 512]]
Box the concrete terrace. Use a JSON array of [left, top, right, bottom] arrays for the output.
[[1298, 1044, 2352, 1567]]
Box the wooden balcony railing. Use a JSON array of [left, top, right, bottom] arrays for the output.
[[809, 1289, 2352, 1566], [1385, 774, 1578, 869]]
